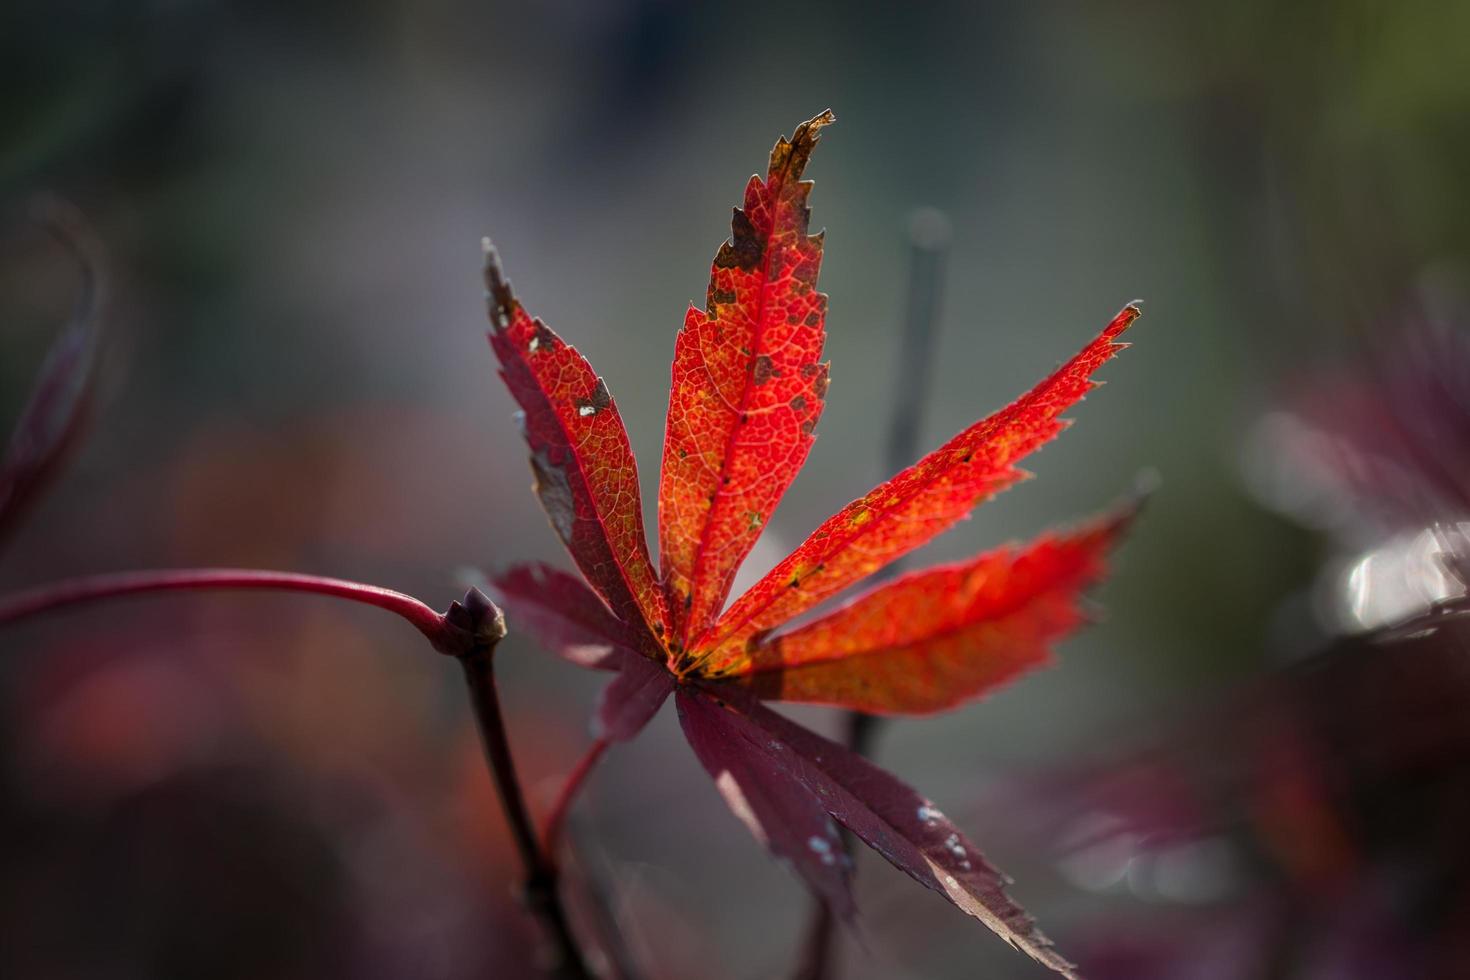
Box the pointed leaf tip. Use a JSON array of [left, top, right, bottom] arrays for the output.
[[1130, 466, 1162, 502], [658, 110, 838, 646], [795, 108, 837, 142], [728, 503, 1138, 714], [481, 237, 516, 330], [689, 689, 1078, 977], [486, 258, 669, 640], [677, 689, 856, 921]]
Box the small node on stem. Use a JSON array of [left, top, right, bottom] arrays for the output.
[[435, 586, 507, 656]]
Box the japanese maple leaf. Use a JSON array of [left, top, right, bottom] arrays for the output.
[[486, 109, 1139, 977]]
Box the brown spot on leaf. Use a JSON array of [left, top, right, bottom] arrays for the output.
[[789, 395, 807, 412], [533, 322, 559, 352], [715, 208, 764, 271], [711, 287, 737, 306], [804, 311, 821, 327], [575, 377, 612, 416], [482, 241, 519, 329], [768, 109, 835, 184], [530, 450, 575, 542], [800, 363, 818, 378], [800, 418, 816, 436], [752, 355, 775, 385]]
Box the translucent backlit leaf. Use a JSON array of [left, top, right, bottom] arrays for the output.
[[727, 504, 1136, 713], [658, 110, 834, 650], [693, 304, 1139, 671], [485, 245, 670, 647]]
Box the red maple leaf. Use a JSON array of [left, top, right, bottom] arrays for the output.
[[487, 110, 1139, 977]]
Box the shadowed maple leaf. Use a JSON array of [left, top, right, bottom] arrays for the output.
[[486, 110, 1139, 977]]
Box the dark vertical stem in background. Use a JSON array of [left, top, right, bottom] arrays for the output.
[[881, 207, 952, 505], [794, 208, 951, 980], [847, 206, 951, 760], [459, 643, 595, 980]]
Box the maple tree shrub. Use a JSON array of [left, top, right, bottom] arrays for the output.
[[0, 113, 1141, 979]]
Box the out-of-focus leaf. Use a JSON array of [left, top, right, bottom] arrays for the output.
[[0, 205, 107, 548], [490, 562, 644, 669], [658, 110, 833, 649], [701, 686, 1080, 978], [724, 504, 1136, 713], [485, 244, 671, 647], [676, 688, 854, 922], [594, 650, 675, 742], [693, 304, 1138, 672]]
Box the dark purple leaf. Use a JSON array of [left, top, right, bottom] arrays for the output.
[[695, 684, 1079, 978], [594, 650, 675, 742], [490, 562, 645, 668], [0, 205, 106, 548], [676, 689, 855, 922]]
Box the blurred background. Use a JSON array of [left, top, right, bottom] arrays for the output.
[[3, 1, 1470, 977]]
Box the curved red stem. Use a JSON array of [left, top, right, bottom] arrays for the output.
[[0, 567, 454, 648]]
